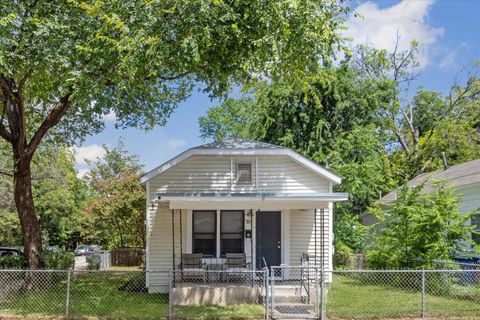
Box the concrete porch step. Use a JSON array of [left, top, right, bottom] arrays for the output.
[[273, 303, 317, 319], [273, 295, 309, 304]]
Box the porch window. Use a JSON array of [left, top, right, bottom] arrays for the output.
[[221, 210, 244, 256], [192, 210, 216, 257]]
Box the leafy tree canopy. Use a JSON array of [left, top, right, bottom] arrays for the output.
[[83, 141, 145, 249], [0, 0, 348, 143]]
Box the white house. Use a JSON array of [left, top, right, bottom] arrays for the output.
[[363, 158, 480, 255], [140, 138, 348, 293]]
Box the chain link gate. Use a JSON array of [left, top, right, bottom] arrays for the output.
[[270, 266, 325, 319]]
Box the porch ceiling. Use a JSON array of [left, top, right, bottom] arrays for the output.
[[157, 192, 348, 210]]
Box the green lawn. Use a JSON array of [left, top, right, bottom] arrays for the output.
[[0, 272, 263, 319], [328, 274, 480, 319]]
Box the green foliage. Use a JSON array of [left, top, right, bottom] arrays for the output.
[[83, 141, 145, 249], [0, 255, 26, 269], [0, 0, 348, 143], [33, 148, 89, 247], [86, 255, 101, 270], [334, 204, 368, 252], [199, 97, 256, 141], [0, 211, 22, 246], [38, 251, 75, 270], [199, 66, 392, 252], [367, 184, 478, 269], [0, 141, 88, 248], [352, 43, 480, 180], [334, 243, 353, 268], [199, 44, 480, 257]]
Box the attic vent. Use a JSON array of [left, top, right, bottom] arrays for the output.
[[236, 163, 252, 184]]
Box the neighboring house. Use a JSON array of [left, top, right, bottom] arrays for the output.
[[362, 158, 480, 253], [140, 138, 348, 293]]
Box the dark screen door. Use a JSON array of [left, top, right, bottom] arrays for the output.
[[256, 211, 281, 268]]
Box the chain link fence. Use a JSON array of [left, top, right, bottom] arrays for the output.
[[327, 269, 480, 319], [0, 268, 479, 319], [0, 270, 169, 319]]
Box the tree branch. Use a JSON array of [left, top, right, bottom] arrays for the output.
[[0, 77, 16, 143], [0, 170, 14, 177], [27, 87, 74, 156]]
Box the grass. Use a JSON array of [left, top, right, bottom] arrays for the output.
[[328, 274, 480, 319], [0, 272, 263, 319]]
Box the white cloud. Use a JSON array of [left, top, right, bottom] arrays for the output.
[[166, 138, 187, 149], [439, 51, 456, 70], [345, 0, 443, 68], [71, 144, 105, 165], [103, 110, 116, 122], [76, 168, 89, 179]]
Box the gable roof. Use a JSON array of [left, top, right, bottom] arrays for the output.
[[140, 137, 342, 185], [381, 158, 480, 202]]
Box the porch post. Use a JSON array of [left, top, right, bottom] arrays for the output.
[[179, 210, 183, 258], [171, 209, 175, 270], [314, 209, 318, 266]]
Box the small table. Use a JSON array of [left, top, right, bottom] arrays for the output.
[[206, 263, 225, 282]]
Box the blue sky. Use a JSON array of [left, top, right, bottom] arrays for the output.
[[74, 0, 480, 176]]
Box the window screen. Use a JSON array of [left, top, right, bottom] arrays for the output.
[[237, 163, 252, 184], [221, 210, 244, 256], [192, 211, 216, 256]]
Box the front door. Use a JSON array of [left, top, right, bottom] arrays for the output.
[[256, 211, 281, 268]]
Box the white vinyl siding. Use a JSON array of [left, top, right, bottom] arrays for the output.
[[289, 209, 331, 270], [455, 182, 480, 215], [148, 155, 329, 195], [147, 203, 186, 293]]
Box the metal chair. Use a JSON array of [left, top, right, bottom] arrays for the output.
[[225, 253, 252, 284]]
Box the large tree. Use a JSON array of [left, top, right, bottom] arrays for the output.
[[1, 141, 87, 248], [351, 42, 480, 179], [0, 0, 347, 267]]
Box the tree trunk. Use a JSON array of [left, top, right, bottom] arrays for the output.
[[13, 153, 43, 269]]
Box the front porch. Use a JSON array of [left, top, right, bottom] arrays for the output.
[[145, 192, 346, 293]]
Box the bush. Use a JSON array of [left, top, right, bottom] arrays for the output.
[[334, 243, 353, 269], [0, 255, 26, 269], [86, 254, 101, 270], [39, 251, 75, 270]]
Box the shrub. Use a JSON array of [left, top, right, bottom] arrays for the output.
[[39, 251, 75, 270], [0, 255, 26, 269], [334, 243, 353, 269]]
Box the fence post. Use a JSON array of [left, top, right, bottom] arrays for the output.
[[264, 268, 269, 319], [320, 268, 325, 320], [65, 270, 71, 319], [168, 270, 173, 320], [271, 267, 275, 318], [313, 267, 318, 319], [421, 269, 426, 318]]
